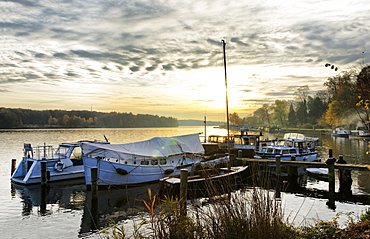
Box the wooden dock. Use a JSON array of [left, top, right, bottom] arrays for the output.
[[237, 151, 370, 209]]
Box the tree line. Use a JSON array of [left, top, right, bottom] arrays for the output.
[[0, 108, 178, 128], [230, 65, 370, 130]]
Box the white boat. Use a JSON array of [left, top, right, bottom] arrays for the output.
[[11, 140, 109, 185], [350, 127, 370, 138], [254, 132, 319, 161], [331, 127, 350, 137], [81, 133, 205, 187]]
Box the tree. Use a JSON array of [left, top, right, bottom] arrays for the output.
[[271, 100, 288, 127], [325, 100, 345, 126], [288, 103, 297, 127], [229, 112, 242, 125]]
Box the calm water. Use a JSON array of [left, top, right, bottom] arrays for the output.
[[1, 127, 370, 238]]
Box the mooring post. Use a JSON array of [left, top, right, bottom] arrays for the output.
[[91, 167, 98, 199], [287, 155, 299, 189], [11, 159, 16, 176], [180, 169, 188, 216], [275, 155, 281, 198], [41, 160, 48, 186], [337, 155, 352, 197], [325, 153, 336, 209], [90, 167, 99, 230]]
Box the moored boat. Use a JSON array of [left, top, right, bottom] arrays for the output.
[[350, 127, 370, 138], [254, 132, 319, 162], [159, 164, 248, 198], [81, 133, 206, 187], [331, 127, 350, 137], [11, 140, 109, 185]]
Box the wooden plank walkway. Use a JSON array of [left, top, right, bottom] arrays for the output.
[[238, 158, 370, 171]]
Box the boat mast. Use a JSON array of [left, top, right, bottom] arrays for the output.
[[222, 40, 231, 156]]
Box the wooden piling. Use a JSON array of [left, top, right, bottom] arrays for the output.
[[90, 167, 99, 229], [91, 167, 98, 199], [180, 169, 188, 216], [11, 159, 16, 176], [337, 155, 352, 197], [40, 160, 48, 214], [275, 155, 281, 198], [41, 161, 47, 186], [287, 155, 298, 189], [325, 154, 336, 208]]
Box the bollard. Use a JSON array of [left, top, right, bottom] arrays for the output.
[[337, 155, 352, 197], [41, 161, 48, 186], [325, 156, 336, 208], [180, 169, 188, 216], [275, 155, 281, 198], [11, 159, 16, 176]]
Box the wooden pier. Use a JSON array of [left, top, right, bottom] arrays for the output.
[[237, 151, 370, 209]]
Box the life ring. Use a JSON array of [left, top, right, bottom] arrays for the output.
[[54, 161, 65, 172]]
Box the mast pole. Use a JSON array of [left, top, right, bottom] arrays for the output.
[[222, 40, 231, 157]]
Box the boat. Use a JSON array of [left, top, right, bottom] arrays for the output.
[[254, 132, 319, 161], [350, 127, 370, 138], [306, 168, 328, 181], [11, 140, 109, 185], [159, 164, 248, 198], [331, 127, 350, 137], [81, 133, 206, 187]]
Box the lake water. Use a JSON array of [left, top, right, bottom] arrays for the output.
[[1, 127, 370, 238]]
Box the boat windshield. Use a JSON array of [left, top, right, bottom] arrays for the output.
[[55, 145, 71, 157]]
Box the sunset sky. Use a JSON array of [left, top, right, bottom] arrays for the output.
[[1, 0, 370, 121]]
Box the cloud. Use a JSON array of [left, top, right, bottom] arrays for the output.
[[2, 0, 370, 119]]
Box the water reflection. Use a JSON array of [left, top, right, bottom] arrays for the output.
[[11, 180, 158, 236]]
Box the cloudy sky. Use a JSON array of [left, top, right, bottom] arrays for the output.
[[1, 0, 369, 121]]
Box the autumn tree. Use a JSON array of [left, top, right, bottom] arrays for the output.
[[271, 100, 289, 127], [229, 112, 242, 125]]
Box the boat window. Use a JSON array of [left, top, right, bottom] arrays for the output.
[[282, 150, 289, 154], [250, 138, 255, 146], [160, 159, 167, 165], [275, 150, 281, 154], [277, 140, 285, 146], [141, 160, 149, 165], [151, 159, 158, 165], [55, 146, 69, 157], [267, 148, 274, 153], [70, 147, 82, 159], [286, 141, 292, 147], [289, 149, 296, 154], [234, 138, 242, 145]]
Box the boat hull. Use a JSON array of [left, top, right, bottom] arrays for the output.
[[254, 153, 319, 162], [83, 155, 201, 186], [159, 166, 248, 198], [11, 157, 85, 185]]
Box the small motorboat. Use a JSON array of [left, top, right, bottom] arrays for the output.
[[159, 162, 248, 198], [254, 133, 319, 162], [11, 140, 109, 185], [331, 127, 350, 138]]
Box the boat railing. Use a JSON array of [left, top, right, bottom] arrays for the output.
[[32, 145, 56, 160]]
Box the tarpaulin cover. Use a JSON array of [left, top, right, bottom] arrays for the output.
[[81, 133, 204, 159]]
